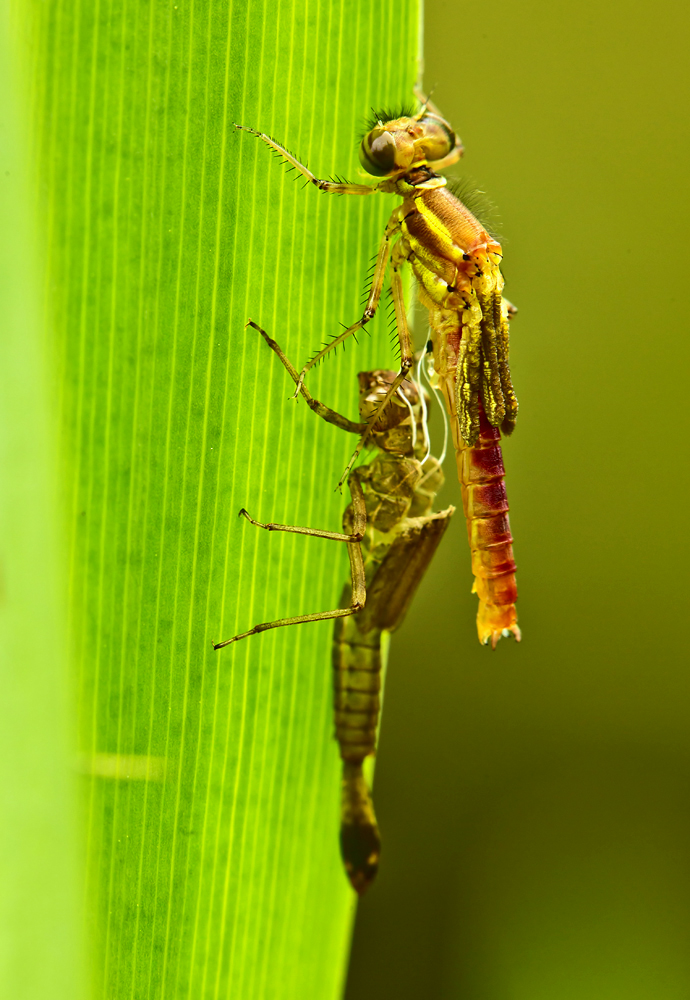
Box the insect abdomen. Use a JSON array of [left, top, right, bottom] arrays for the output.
[[459, 408, 520, 647], [332, 612, 381, 762], [332, 611, 382, 894]]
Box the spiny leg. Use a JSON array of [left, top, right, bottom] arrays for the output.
[[233, 124, 377, 196], [336, 241, 415, 489], [247, 320, 366, 435], [291, 211, 401, 399], [213, 475, 368, 649]]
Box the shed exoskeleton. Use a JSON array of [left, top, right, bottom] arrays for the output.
[[214, 322, 453, 892]]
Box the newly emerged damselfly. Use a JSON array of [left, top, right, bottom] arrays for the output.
[[214, 322, 454, 893], [233, 90, 521, 647]]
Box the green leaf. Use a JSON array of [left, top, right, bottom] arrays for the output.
[[0, 8, 87, 999], [20, 0, 420, 995]]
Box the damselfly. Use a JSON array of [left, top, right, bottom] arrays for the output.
[[214, 323, 454, 893], [233, 90, 521, 647]]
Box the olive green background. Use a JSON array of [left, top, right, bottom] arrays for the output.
[[346, 0, 690, 997]]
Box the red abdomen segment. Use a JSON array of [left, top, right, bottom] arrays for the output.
[[458, 407, 520, 647]]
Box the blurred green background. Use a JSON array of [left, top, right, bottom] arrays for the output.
[[346, 0, 690, 997]]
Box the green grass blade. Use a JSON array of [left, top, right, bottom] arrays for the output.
[[0, 7, 88, 998], [24, 0, 419, 996]]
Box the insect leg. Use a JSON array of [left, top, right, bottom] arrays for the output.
[[233, 124, 376, 196], [213, 475, 368, 649], [246, 320, 366, 435], [291, 211, 401, 399], [235, 506, 357, 543], [336, 240, 414, 488]]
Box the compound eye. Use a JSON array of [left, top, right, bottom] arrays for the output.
[[359, 129, 397, 176], [420, 115, 456, 161]]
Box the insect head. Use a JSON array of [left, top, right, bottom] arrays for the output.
[[359, 110, 458, 177]]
